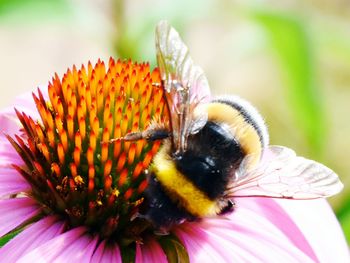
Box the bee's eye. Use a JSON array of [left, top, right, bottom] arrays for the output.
[[204, 156, 216, 168], [175, 154, 217, 177], [192, 157, 218, 176]]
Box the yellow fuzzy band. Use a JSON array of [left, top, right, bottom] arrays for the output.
[[152, 147, 217, 217]]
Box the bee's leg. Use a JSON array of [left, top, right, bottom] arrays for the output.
[[154, 228, 170, 236], [107, 128, 169, 144], [218, 199, 235, 215], [126, 128, 169, 142]]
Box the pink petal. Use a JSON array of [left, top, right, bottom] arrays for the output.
[[0, 168, 30, 198], [0, 137, 24, 167], [91, 240, 122, 263], [0, 113, 22, 139], [0, 87, 48, 138], [54, 233, 98, 262], [17, 227, 98, 263], [0, 216, 64, 262], [275, 199, 350, 262], [236, 197, 317, 261], [175, 226, 239, 262], [174, 197, 348, 262], [0, 89, 46, 119], [0, 113, 31, 198], [216, 206, 314, 262], [176, 213, 314, 263], [135, 243, 143, 263], [0, 197, 40, 237], [135, 238, 168, 263]]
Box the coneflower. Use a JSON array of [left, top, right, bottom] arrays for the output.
[[0, 58, 348, 262]]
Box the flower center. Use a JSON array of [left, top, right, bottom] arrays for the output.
[[9, 58, 168, 242]]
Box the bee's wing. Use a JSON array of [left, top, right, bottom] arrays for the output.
[[228, 146, 343, 199], [155, 21, 210, 153]]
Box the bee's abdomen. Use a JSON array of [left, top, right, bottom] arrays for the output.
[[144, 173, 196, 229], [151, 144, 220, 217]]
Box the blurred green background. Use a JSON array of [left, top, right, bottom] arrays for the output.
[[0, 0, 349, 243]]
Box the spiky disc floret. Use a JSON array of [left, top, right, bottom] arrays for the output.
[[8, 58, 168, 240]]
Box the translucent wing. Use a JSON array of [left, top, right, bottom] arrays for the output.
[[228, 146, 343, 199], [155, 20, 210, 154]]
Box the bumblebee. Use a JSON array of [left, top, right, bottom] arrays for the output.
[[121, 21, 343, 230], [144, 95, 270, 229]]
